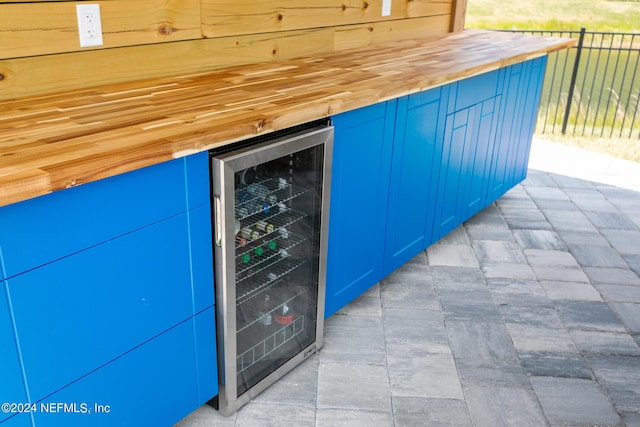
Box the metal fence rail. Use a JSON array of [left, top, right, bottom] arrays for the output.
[[502, 28, 640, 139]]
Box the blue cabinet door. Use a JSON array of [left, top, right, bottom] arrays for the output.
[[384, 88, 446, 275], [489, 57, 547, 199], [326, 101, 395, 318]]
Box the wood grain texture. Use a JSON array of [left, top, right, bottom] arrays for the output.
[[201, 0, 451, 37], [450, 0, 467, 31], [0, 0, 202, 60], [0, 17, 451, 101], [0, 30, 575, 207]]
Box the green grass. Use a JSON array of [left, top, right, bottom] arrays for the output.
[[466, 0, 640, 32], [466, 0, 640, 162]]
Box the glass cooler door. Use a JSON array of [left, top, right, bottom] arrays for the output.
[[210, 125, 332, 416]]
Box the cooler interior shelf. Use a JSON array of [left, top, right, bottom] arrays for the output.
[[235, 178, 309, 221], [236, 316, 305, 374]]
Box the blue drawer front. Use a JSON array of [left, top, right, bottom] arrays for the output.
[[188, 205, 215, 314], [31, 317, 202, 427], [194, 307, 218, 403], [0, 157, 188, 279], [0, 286, 28, 424], [8, 214, 195, 401], [449, 68, 502, 112]]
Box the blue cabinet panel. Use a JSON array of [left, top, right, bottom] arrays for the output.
[[193, 307, 218, 404], [188, 205, 215, 314], [384, 87, 446, 275], [0, 285, 28, 424], [9, 214, 194, 401], [433, 107, 472, 241], [0, 158, 189, 279], [184, 151, 212, 210], [0, 414, 31, 427], [326, 101, 395, 318], [32, 318, 200, 427], [448, 68, 501, 113]]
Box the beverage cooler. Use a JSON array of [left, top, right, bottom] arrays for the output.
[[208, 121, 333, 416]]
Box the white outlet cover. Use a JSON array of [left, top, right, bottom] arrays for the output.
[[76, 4, 104, 47], [382, 0, 392, 16]]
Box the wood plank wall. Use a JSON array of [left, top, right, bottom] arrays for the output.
[[0, 0, 464, 101]]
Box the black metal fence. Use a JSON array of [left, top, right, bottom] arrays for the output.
[[502, 28, 640, 139]]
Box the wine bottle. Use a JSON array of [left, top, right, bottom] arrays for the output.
[[258, 293, 273, 326]]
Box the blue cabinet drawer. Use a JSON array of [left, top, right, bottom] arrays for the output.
[[0, 288, 28, 424], [448, 68, 502, 112], [31, 315, 208, 427], [0, 157, 191, 279], [8, 213, 196, 402]]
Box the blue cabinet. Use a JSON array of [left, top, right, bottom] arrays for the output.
[[328, 57, 548, 316], [0, 152, 217, 426], [489, 57, 547, 201], [325, 101, 396, 318], [384, 88, 447, 274]]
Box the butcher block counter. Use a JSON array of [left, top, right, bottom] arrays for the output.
[[0, 29, 574, 208]]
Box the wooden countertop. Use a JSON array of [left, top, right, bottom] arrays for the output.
[[0, 29, 574, 208]]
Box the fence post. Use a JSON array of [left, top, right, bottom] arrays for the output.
[[562, 27, 586, 134]]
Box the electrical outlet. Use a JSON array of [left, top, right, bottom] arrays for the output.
[[382, 0, 392, 16], [76, 4, 104, 47]]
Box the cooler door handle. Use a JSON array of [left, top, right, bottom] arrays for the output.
[[214, 195, 223, 247]]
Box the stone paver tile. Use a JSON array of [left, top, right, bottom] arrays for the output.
[[318, 363, 391, 411], [253, 354, 318, 406], [512, 229, 566, 250], [524, 183, 569, 201], [486, 278, 550, 306], [524, 170, 559, 187], [530, 377, 621, 426], [555, 301, 627, 332], [600, 229, 640, 256], [430, 266, 486, 285], [321, 315, 386, 365], [585, 210, 638, 230], [438, 291, 503, 323], [588, 355, 640, 412], [519, 351, 593, 379], [465, 223, 514, 241], [501, 210, 553, 230], [499, 304, 563, 328], [570, 330, 640, 356], [427, 244, 479, 268], [381, 276, 439, 311], [584, 266, 640, 286], [387, 353, 463, 399], [383, 308, 450, 355], [336, 294, 382, 317], [505, 323, 578, 353], [532, 198, 576, 211], [568, 244, 629, 269], [539, 280, 603, 301], [611, 303, 640, 334], [472, 240, 527, 264], [543, 209, 598, 233], [481, 262, 537, 280], [524, 248, 581, 268], [464, 386, 547, 427], [174, 405, 236, 427], [437, 225, 471, 246], [568, 193, 620, 213], [625, 255, 640, 277], [446, 321, 519, 361], [596, 284, 640, 303], [455, 358, 529, 387], [530, 265, 591, 283], [235, 402, 316, 427], [316, 409, 393, 427], [549, 174, 596, 190], [623, 411, 640, 427], [557, 230, 611, 247], [392, 397, 471, 427]]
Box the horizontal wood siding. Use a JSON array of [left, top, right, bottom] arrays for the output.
[[0, 0, 202, 59], [201, 0, 451, 37], [0, 0, 456, 101]]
